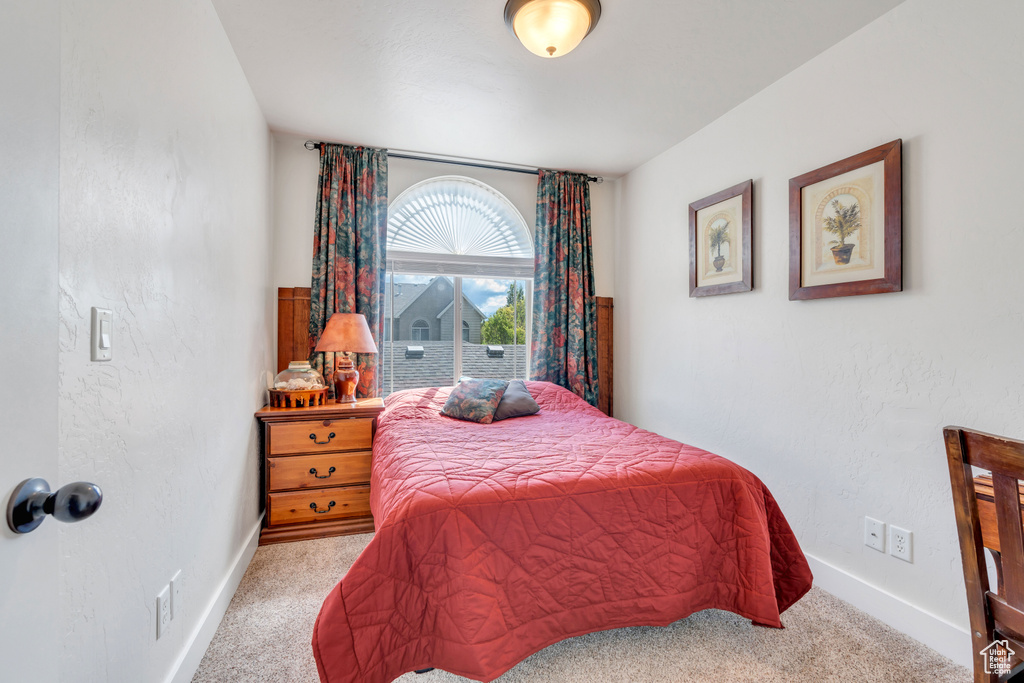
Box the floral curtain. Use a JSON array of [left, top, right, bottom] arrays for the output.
[[530, 170, 599, 405], [308, 144, 388, 398]]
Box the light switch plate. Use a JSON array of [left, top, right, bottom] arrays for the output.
[[90, 307, 112, 361], [864, 517, 885, 553]]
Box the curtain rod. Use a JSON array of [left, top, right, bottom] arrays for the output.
[[304, 140, 603, 184]]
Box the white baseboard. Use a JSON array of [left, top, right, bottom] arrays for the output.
[[805, 553, 972, 670], [166, 515, 263, 683]]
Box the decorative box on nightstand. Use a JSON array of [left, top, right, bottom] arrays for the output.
[[255, 397, 384, 545]]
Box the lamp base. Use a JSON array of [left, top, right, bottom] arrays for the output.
[[333, 359, 359, 403]]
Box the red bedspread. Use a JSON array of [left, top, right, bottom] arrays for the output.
[[313, 382, 812, 682]]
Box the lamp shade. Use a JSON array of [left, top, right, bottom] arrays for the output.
[[313, 313, 378, 354], [504, 0, 601, 59]]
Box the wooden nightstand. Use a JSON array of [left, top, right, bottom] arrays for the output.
[[255, 398, 385, 545]]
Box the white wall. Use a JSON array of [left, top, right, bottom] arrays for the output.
[[57, 1, 273, 681], [271, 132, 617, 298], [615, 0, 1023, 663]]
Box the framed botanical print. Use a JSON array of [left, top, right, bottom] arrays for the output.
[[688, 179, 753, 297], [789, 140, 902, 300]]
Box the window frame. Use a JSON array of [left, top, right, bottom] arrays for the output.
[[384, 176, 534, 394]]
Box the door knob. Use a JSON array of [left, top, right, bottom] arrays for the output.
[[6, 478, 103, 534]]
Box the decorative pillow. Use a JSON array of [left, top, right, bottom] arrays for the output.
[[493, 379, 540, 421], [441, 379, 508, 424]]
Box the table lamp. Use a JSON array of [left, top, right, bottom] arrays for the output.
[[313, 313, 379, 403]]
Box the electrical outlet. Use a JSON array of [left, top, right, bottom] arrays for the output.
[[890, 525, 913, 563], [864, 517, 885, 552], [170, 570, 182, 621], [156, 585, 171, 640]]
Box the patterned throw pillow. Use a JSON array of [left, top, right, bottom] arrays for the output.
[[457, 377, 540, 421], [441, 379, 509, 424]]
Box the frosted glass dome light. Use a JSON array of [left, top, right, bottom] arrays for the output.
[[504, 0, 601, 59]]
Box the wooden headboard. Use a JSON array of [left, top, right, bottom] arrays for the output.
[[277, 287, 614, 416], [277, 287, 311, 374], [595, 297, 613, 417]]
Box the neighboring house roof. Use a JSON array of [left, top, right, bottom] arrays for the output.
[[384, 281, 430, 318], [380, 341, 527, 393], [385, 277, 487, 320], [435, 297, 486, 320]]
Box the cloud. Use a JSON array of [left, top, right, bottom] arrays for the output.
[[463, 279, 513, 315], [481, 295, 507, 315], [472, 279, 511, 293]]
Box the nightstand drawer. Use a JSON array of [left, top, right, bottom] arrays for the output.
[[269, 485, 370, 526], [268, 451, 371, 491], [269, 418, 373, 455]]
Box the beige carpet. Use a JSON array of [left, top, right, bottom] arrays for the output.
[[192, 534, 969, 682]]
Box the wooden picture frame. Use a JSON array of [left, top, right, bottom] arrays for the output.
[[689, 179, 753, 297], [789, 140, 902, 301]]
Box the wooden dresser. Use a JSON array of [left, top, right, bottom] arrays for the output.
[[255, 398, 384, 545]]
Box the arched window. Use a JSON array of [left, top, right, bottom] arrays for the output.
[[411, 319, 430, 342], [388, 176, 532, 259], [383, 176, 533, 394]]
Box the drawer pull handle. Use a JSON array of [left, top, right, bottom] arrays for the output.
[[309, 432, 336, 445], [309, 501, 335, 514], [309, 466, 336, 479]]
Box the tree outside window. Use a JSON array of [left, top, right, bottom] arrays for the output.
[[481, 282, 526, 345]]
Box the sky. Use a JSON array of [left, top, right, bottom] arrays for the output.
[[393, 275, 517, 317]]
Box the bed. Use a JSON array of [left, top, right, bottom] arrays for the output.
[[313, 381, 812, 682]]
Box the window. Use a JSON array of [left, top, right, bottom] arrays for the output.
[[411, 319, 430, 341], [382, 176, 533, 395]]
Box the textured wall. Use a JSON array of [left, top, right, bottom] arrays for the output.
[[614, 0, 1024, 647], [58, 1, 272, 680], [270, 132, 617, 299]]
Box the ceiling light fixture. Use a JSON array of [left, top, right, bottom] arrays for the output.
[[504, 0, 602, 59]]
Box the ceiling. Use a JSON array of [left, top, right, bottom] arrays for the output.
[[211, 0, 903, 177]]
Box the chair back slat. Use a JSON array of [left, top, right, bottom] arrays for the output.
[[964, 429, 1024, 477], [971, 476, 1024, 553], [993, 473, 1024, 605], [988, 592, 1024, 642]]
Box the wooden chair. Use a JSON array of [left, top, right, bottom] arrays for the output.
[[945, 426, 1024, 682]]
